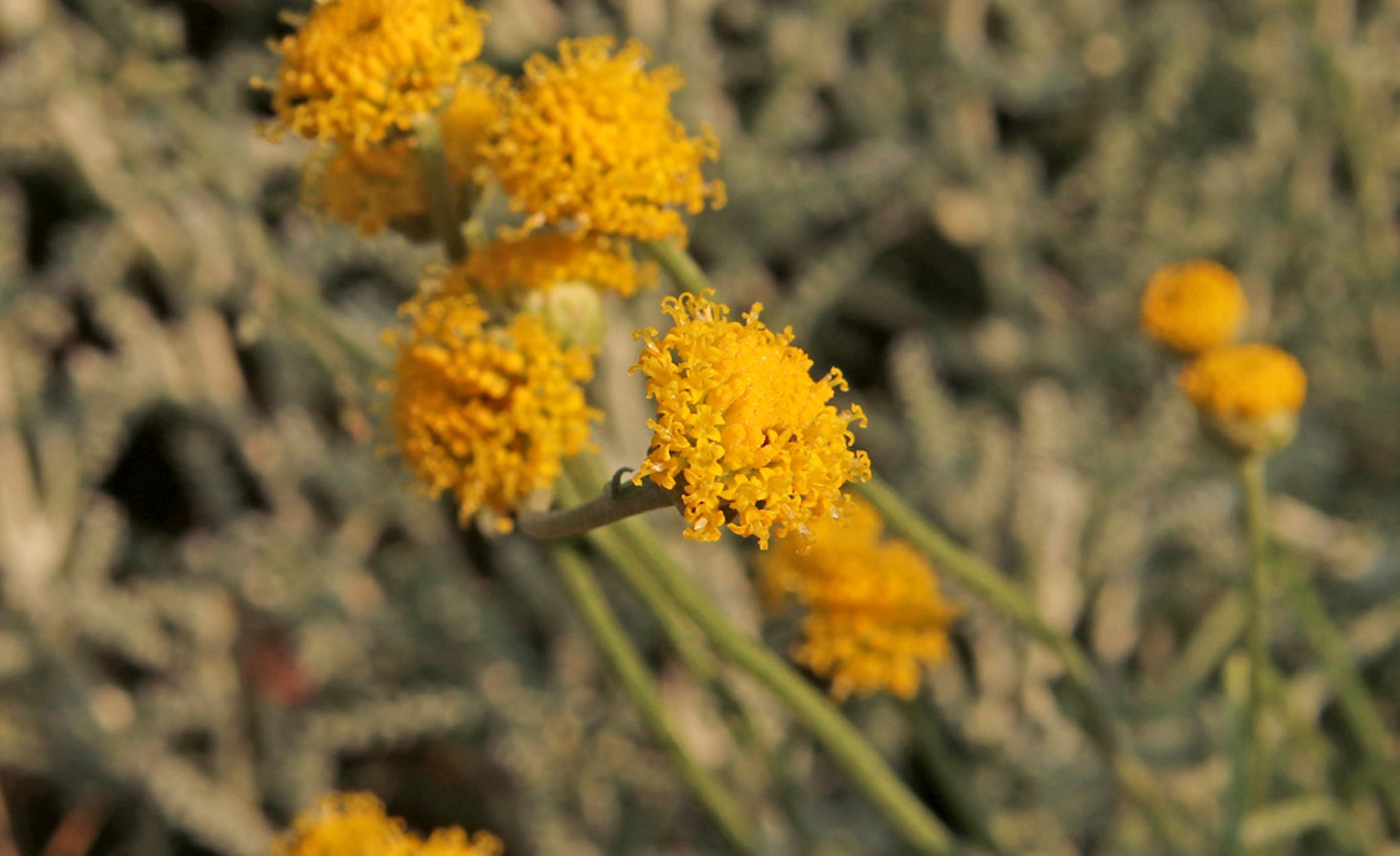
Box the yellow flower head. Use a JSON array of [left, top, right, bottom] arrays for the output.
[[1179, 344, 1306, 455], [389, 292, 599, 532], [1180, 344, 1306, 419], [275, 792, 502, 856], [450, 233, 657, 297], [484, 36, 726, 243], [264, 0, 486, 148], [760, 497, 956, 700], [632, 291, 871, 548], [1140, 260, 1248, 353], [304, 139, 427, 235], [440, 64, 506, 182]]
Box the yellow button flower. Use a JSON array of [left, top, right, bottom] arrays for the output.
[[632, 291, 871, 548], [1179, 343, 1306, 454], [304, 139, 428, 235], [1140, 260, 1248, 353], [439, 64, 506, 182], [450, 233, 657, 297], [389, 292, 598, 532], [484, 36, 725, 243], [760, 497, 956, 700], [276, 792, 502, 856], [264, 0, 487, 149]]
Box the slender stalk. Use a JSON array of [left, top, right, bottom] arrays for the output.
[[412, 115, 467, 262], [1285, 566, 1400, 826], [644, 239, 710, 294], [582, 498, 954, 854], [519, 478, 676, 540], [1239, 454, 1272, 811], [856, 475, 1200, 854], [1223, 654, 1250, 856], [560, 459, 817, 842], [549, 543, 759, 856]]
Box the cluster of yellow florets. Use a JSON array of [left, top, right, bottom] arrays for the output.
[[303, 139, 428, 235], [632, 291, 871, 549], [1179, 344, 1307, 420], [760, 497, 956, 700], [264, 0, 486, 149], [1140, 260, 1248, 354], [449, 233, 657, 297], [389, 292, 598, 531], [1141, 261, 1308, 454], [484, 36, 726, 243], [276, 793, 502, 856]]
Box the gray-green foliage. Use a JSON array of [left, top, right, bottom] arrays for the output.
[[1, 0, 1398, 853]]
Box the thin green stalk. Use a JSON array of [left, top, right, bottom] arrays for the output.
[[413, 115, 467, 262], [644, 239, 710, 294], [856, 475, 1200, 855], [1223, 654, 1250, 856], [549, 543, 759, 856], [1286, 566, 1400, 826], [581, 494, 954, 855], [560, 458, 817, 843], [1239, 454, 1272, 810], [1138, 590, 1247, 715], [519, 478, 676, 540]]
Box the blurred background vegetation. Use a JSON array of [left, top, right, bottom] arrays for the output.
[[2, 0, 1400, 853]]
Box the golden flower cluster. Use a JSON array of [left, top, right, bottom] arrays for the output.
[[1140, 261, 1307, 454], [263, 0, 486, 149], [1179, 344, 1307, 420], [303, 139, 428, 235], [389, 292, 598, 531], [760, 497, 956, 699], [632, 291, 871, 549], [448, 233, 657, 297], [484, 36, 726, 243], [276, 792, 502, 856], [1140, 260, 1248, 354]]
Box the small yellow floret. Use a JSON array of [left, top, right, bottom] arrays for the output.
[[389, 292, 598, 531], [439, 64, 505, 182], [304, 139, 427, 235], [449, 233, 657, 297], [264, 0, 486, 148], [632, 291, 870, 549], [1179, 344, 1306, 420], [1140, 260, 1248, 353], [275, 792, 502, 856], [760, 497, 957, 700], [484, 36, 725, 243]]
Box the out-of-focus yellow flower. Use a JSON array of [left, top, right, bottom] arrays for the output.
[[1140, 260, 1248, 353], [388, 292, 598, 532], [304, 139, 427, 235], [275, 792, 502, 856], [632, 291, 870, 549], [439, 64, 505, 182], [449, 233, 657, 297], [760, 497, 956, 700], [263, 0, 486, 148], [484, 36, 725, 243], [1179, 344, 1306, 454]]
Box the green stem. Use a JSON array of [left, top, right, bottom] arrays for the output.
[[1285, 566, 1400, 827], [644, 239, 710, 294], [549, 543, 759, 856], [583, 500, 953, 854], [413, 115, 467, 262], [1239, 454, 1272, 813], [518, 477, 677, 540], [856, 475, 1200, 855]]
